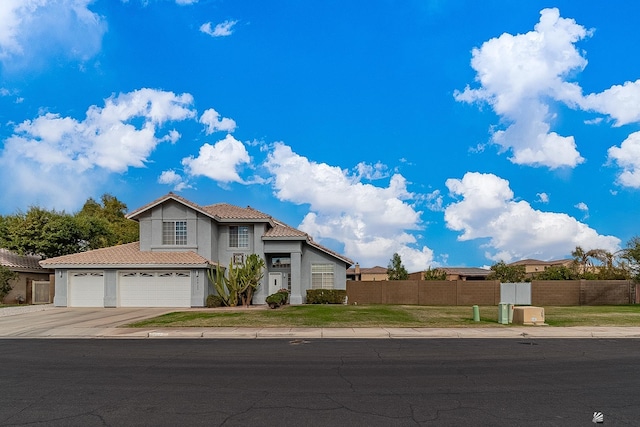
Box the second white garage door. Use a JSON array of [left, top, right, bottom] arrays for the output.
[[118, 271, 191, 307]]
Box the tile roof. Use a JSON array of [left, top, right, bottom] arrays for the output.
[[441, 267, 491, 276], [202, 203, 273, 221], [263, 220, 308, 238], [508, 258, 572, 266], [0, 249, 47, 272], [347, 266, 388, 274], [40, 242, 213, 268]]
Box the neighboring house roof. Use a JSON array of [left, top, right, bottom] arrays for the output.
[[0, 248, 48, 273], [441, 267, 491, 276], [40, 242, 213, 269], [508, 259, 572, 266], [347, 266, 388, 274]]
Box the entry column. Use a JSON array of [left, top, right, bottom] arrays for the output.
[[290, 251, 302, 304]]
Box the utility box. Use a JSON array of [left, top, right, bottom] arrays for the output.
[[512, 306, 546, 326]]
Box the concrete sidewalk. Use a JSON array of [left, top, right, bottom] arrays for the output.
[[1, 305, 640, 339]]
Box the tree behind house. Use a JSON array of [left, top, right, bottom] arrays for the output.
[[423, 267, 447, 280], [387, 253, 409, 280], [486, 261, 526, 282], [0, 194, 139, 258]]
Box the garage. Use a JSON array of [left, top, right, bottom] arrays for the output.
[[118, 271, 191, 307], [68, 272, 105, 307]]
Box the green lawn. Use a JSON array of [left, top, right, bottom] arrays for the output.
[[128, 304, 640, 328]]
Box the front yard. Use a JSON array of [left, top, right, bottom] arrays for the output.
[[128, 304, 640, 328]]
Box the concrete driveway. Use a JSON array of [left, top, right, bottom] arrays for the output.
[[0, 307, 175, 338]]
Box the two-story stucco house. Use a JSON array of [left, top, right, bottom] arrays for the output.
[[40, 193, 353, 308]]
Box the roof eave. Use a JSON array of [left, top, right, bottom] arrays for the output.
[[41, 262, 213, 269], [262, 236, 307, 241], [218, 217, 275, 226], [126, 193, 213, 222]]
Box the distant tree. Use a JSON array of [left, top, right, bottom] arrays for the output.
[[0, 216, 7, 248], [0, 194, 138, 258], [571, 246, 632, 280], [423, 267, 447, 281], [621, 236, 640, 282], [2, 208, 86, 258], [485, 261, 526, 283], [0, 265, 19, 301], [387, 253, 409, 280], [533, 265, 579, 280]]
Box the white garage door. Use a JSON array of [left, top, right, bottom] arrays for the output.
[[68, 272, 105, 307], [119, 271, 191, 307]]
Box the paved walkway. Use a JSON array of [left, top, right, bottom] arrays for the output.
[[1, 305, 640, 339]]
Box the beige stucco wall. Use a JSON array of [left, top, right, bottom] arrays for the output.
[[2, 272, 52, 305]]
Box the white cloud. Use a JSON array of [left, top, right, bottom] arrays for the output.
[[199, 108, 237, 134], [574, 201, 589, 220], [0, 88, 196, 210], [0, 0, 107, 70], [608, 131, 640, 188], [175, 0, 197, 5], [575, 202, 588, 211], [264, 142, 433, 272], [455, 8, 589, 169], [158, 169, 190, 191], [444, 172, 620, 262], [200, 20, 238, 38], [536, 192, 550, 203], [580, 80, 640, 126], [425, 189, 444, 211], [182, 134, 250, 183]]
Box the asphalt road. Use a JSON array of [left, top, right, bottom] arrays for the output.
[[1, 339, 638, 426]]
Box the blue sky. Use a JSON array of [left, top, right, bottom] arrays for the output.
[[1, 1, 639, 272]]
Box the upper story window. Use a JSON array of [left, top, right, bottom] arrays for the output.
[[163, 221, 187, 245], [229, 225, 249, 248]]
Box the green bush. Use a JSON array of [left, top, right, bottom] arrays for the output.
[[306, 289, 347, 304], [206, 294, 224, 308], [266, 291, 289, 308]]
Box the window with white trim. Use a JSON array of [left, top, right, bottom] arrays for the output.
[[163, 221, 187, 245], [229, 226, 249, 248], [311, 264, 334, 289]]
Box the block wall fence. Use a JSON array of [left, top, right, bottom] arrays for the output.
[[346, 280, 637, 306]]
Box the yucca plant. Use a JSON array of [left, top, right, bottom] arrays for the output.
[[207, 254, 265, 307]]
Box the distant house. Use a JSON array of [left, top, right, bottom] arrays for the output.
[[508, 259, 573, 278], [41, 193, 353, 308], [346, 264, 389, 281], [408, 267, 491, 281], [0, 249, 52, 305]]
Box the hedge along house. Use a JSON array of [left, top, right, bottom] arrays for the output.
[[41, 193, 353, 307]]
